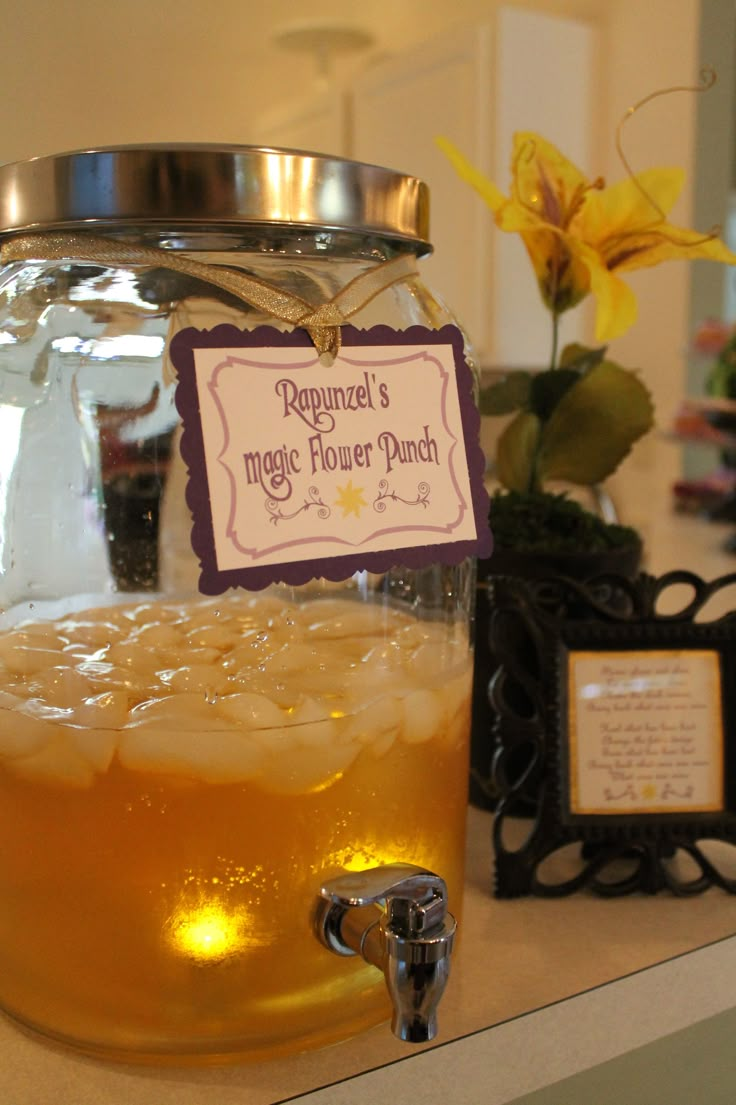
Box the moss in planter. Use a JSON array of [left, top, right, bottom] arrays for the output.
[[489, 489, 639, 554]]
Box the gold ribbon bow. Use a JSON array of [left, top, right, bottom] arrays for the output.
[[0, 232, 420, 360]]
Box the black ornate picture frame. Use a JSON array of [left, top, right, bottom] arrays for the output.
[[490, 571, 736, 898]]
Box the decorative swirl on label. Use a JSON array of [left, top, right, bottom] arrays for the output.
[[603, 785, 636, 802], [267, 486, 331, 525], [372, 479, 431, 513], [661, 782, 695, 800]]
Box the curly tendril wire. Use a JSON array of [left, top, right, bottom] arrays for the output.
[[615, 66, 719, 229]]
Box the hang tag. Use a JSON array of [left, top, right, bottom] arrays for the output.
[[170, 323, 492, 593]]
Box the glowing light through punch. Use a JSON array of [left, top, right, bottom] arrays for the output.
[[167, 901, 251, 962]]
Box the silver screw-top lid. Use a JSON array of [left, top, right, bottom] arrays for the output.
[[0, 144, 431, 252]]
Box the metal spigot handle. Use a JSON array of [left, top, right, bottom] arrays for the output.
[[315, 863, 456, 1043]]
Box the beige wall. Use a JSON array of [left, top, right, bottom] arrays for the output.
[[0, 0, 698, 168], [0, 0, 604, 165]]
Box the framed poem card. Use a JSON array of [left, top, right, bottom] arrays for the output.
[[489, 570, 736, 899], [563, 639, 726, 821]]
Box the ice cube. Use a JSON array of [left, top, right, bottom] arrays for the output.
[[159, 664, 229, 695], [184, 624, 238, 650], [118, 726, 266, 783], [410, 641, 459, 679], [58, 620, 125, 648], [302, 606, 397, 639], [36, 667, 94, 709], [288, 698, 338, 748], [8, 735, 95, 788], [105, 642, 163, 676], [260, 741, 358, 795], [400, 689, 444, 744], [369, 728, 399, 759], [216, 692, 286, 730], [134, 623, 185, 649], [180, 647, 222, 666], [65, 725, 118, 772], [344, 696, 402, 747], [266, 642, 320, 675], [0, 644, 68, 677], [129, 693, 228, 730], [0, 702, 55, 759], [69, 690, 130, 730]]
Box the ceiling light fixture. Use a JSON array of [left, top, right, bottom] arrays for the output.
[[273, 22, 376, 79]]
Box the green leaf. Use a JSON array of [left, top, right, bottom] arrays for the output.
[[529, 368, 580, 420], [496, 411, 542, 492], [558, 342, 608, 374], [536, 361, 654, 486], [478, 372, 532, 416]]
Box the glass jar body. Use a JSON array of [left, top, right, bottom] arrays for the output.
[[0, 228, 474, 1062]]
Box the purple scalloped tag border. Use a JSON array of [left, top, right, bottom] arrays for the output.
[[170, 323, 492, 594]]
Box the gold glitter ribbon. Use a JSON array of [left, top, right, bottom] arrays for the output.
[[0, 232, 420, 360]]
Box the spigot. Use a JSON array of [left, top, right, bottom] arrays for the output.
[[315, 863, 456, 1043]]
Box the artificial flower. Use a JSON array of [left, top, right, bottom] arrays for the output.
[[693, 317, 736, 356], [437, 132, 736, 342], [694, 319, 736, 400]]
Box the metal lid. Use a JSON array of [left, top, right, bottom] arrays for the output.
[[0, 144, 431, 252]]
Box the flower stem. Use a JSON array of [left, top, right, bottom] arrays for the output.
[[550, 310, 560, 371]]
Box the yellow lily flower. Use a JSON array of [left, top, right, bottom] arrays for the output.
[[437, 132, 736, 342], [572, 163, 736, 339]]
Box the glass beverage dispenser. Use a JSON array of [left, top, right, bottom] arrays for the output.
[[0, 145, 489, 1062]]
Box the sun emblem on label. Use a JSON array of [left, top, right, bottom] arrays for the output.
[[334, 480, 368, 519]]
